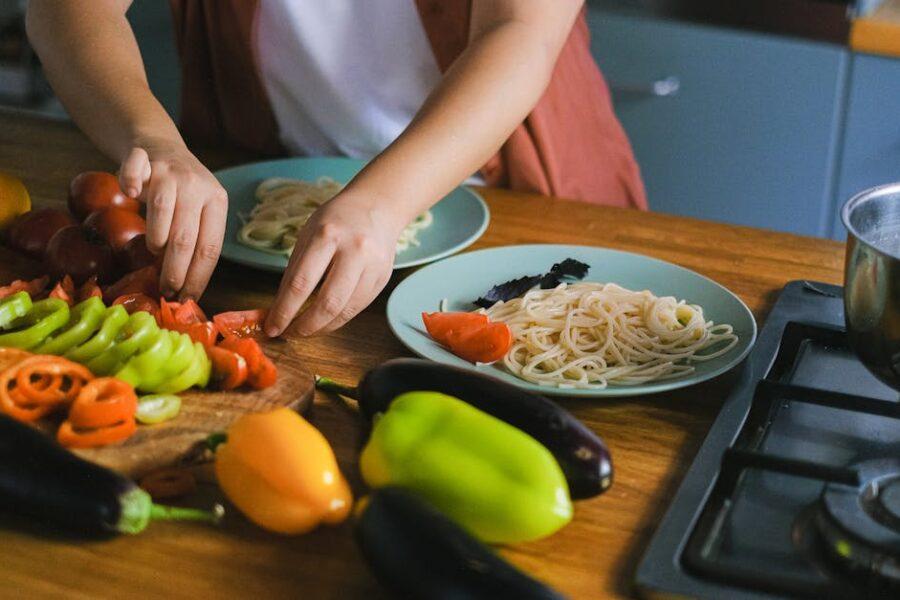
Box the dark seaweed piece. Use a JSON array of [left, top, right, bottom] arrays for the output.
[[473, 259, 590, 308]]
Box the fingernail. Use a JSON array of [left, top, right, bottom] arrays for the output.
[[265, 326, 279, 337], [126, 187, 139, 197]]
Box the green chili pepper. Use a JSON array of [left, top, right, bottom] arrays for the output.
[[33, 296, 106, 356], [115, 330, 174, 390], [131, 341, 208, 394], [0, 298, 70, 350], [87, 311, 160, 375], [136, 394, 181, 425], [65, 305, 129, 363], [359, 391, 573, 544], [0, 292, 33, 330]]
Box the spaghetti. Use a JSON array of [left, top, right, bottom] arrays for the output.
[[480, 282, 738, 389], [237, 176, 433, 256]]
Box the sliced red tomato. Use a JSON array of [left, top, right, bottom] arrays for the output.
[[213, 309, 267, 338], [422, 311, 490, 346], [207, 345, 248, 390], [174, 299, 207, 324], [0, 276, 49, 300], [76, 276, 103, 302], [218, 335, 277, 389], [445, 321, 513, 365], [48, 275, 76, 306], [103, 265, 159, 303], [113, 293, 160, 317]]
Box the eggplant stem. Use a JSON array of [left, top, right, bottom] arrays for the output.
[[315, 375, 359, 400], [150, 503, 225, 525]]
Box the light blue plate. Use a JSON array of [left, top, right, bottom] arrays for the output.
[[387, 244, 757, 397], [216, 157, 489, 271]]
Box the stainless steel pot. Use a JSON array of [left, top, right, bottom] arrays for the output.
[[842, 182, 900, 390]]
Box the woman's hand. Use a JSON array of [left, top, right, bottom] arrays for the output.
[[264, 191, 401, 337], [118, 137, 228, 301]]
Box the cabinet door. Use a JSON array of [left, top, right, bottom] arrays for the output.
[[586, 10, 847, 237], [831, 53, 900, 240]]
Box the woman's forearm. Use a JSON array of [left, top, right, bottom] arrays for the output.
[[345, 1, 582, 223], [26, 0, 185, 163]]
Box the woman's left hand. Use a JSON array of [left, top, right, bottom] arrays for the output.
[[264, 192, 401, 337]]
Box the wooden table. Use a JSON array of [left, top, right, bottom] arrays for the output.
[[0, 110, 846, 599]]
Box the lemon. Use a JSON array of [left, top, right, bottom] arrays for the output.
[[0, 172, 31, 230]]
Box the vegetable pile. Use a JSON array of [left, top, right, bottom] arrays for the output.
[[315, 358, 614, 598]]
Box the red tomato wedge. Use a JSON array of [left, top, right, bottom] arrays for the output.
[[103, 265, 159, 303], [158, 298, 217, 346], [213, 309, 267, 338], [0, 276, 49, 300], [48, 275, 76, 306], [444, 322, 513, 365], [218, 335, 277, 389], [113, 293, 160, 317], [76, 276, 103, 302], [207, 345, 249, 390], [421, 312, 489, 346]]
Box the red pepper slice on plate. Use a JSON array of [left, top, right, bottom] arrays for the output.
[[219, 335, 277, 389], [422, 312, 489, 346], [207, 345, 248, 390], [213, 309, 267, 339], [445, 322, 513, 365]]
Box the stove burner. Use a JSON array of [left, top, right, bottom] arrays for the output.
[[816, 458, 900, 588]]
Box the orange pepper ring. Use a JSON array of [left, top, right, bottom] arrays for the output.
[[139, 468, 198, 499], [68, 377, 138, 429], [56, 418, 137, 449]]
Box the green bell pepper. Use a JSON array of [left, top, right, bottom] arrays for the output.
[[159, 331, 195, 381], [87, 311, 159, 375], [0, 298, 70, 349], [136, 394, 181, 425], [359, 391, 573, 544], [116, 329, 174, 390], [0, 292, 32, 330], [151, 341, 209, 393], [65, 304, 129, 363], [34, 296, 106, 355]]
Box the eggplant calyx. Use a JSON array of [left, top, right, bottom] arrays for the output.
[[314, 376, 359, 400]]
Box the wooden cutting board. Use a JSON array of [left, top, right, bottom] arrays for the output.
[[70, 338, 314, 478], [1, 250, 315, 478]]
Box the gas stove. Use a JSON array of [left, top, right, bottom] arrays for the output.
[[635, 280, 900, 599]]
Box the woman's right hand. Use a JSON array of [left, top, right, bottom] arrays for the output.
[[117, 138, 228, 301]]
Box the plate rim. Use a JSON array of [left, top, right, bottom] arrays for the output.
[[215, 156, 490, 272], [386, 243, 758, 398]]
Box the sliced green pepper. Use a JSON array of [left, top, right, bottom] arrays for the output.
[[136, 394, 181, 425], [65, 304, 129, 363], [359, 391, 573, 544], [0, 292, 32, 330], [34, 296, 106, 355], [0, 298, 70, 350], [87, 311, 159, 375], [152, 342, 208, 393], [159, 331, 195, 381], [116, 330, 174, 390]]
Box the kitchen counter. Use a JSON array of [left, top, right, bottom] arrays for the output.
[[0, 110, 846, 599]]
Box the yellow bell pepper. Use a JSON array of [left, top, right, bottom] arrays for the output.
[[214, 408, 352, 534]]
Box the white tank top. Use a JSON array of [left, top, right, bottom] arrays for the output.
[[254, 0, 443, 159]]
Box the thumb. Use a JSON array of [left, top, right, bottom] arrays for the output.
[[118, 147, 152, 199]]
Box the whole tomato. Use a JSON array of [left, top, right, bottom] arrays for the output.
[[4, 208, 77, 258], [84, 207, 146, 251], [118, 233, 160, 271], [68, 171, 140, 221], [45, 225, 116, 284]]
